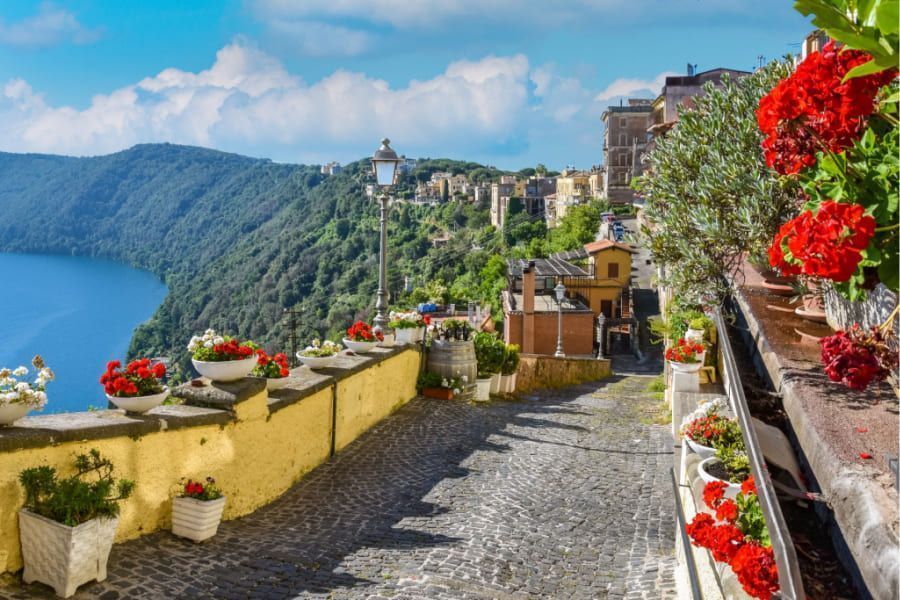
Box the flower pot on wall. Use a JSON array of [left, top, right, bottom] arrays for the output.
[[105, 389, 168, 414], [171, 496, 226, 543], [684, 438, 717, 460], [297, 354, 338, 370], [395, 328, 417, 345], [668, 354, 704, 374], [0, 403, 30, 426], [192, 356, 257, 382], [697, 457, 741, 500], [18, 510, 119, 598], [685, 328, 705, 344], [343, 338, 379, 353]]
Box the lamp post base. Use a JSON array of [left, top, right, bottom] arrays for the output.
[[554, 351, 566, 358]]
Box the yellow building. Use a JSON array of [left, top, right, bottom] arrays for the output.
[[554, 170, 591, 222], [562, 240, 635, 318]]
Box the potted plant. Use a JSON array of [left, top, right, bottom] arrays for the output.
[[698, 443, 751, 500], [389, 311, 428, 345], [681, 413, 742, 460], [473, 332, 504, 401], [343, 321, 383, 353], [188, 329, 258, 382], [252, 349, 291, 390], [416, 371, 465, 400], [498, 343, 520, 394], [0, 355, 53, 426], [297, 339, 342, 369], [665, 338, 706, 374], [171, 476, 226, 543], [18, 449, 134, 598], [100, 358, 168, 414], [685, 316, 712, 345]]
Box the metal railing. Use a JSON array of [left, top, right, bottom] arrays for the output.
[[713, 309, 806, 599], [671, 468, 704, 600]]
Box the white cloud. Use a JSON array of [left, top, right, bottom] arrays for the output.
[[265, 20, 374, 57], [0, 2, 102, 48], [0, 42, 536, 161], [594, 71, 677, 102]]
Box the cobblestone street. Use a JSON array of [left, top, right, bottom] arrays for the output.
[[1, 375, 676, 600]]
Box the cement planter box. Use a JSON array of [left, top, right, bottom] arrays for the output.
[[18, 510, 119, 598], [171, 496, 226, 543]]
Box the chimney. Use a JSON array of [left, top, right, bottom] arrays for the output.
[[521, 262, 536, 354]]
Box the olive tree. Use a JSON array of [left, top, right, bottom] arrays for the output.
[[635, 60, 799, 305]]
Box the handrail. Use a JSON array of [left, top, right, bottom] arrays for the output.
[[671, 468, 704, 600], [713, 309, 805, 599]]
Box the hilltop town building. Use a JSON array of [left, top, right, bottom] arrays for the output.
[[601, 99, 652, 204], [320, 161, 342, 175]]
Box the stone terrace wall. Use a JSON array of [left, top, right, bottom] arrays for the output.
[[516, 355, 611, 393], [0, 347, 420, 575]]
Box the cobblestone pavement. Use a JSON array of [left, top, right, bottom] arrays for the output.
[[0, 376, 675, 600]]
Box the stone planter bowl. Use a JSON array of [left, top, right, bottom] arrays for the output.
[[343, 338, 379, 353], [685, 438, 717, 460], [297, 354, 338, 370], [106, 389, 168, 414], [191, 356, 257, 382], [0, 403, 31, 426], [697, 457, 741, 500]]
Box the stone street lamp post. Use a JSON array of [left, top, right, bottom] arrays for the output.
[[554, 282, 566, 358], [371, 138, 401, 332]]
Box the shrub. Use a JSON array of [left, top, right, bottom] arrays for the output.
[[500, 343, 520, 375], [19, 449, 135, 527], [473, 332, 505, 377]]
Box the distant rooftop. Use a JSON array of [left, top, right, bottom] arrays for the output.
[[507, 258, 589, 279]]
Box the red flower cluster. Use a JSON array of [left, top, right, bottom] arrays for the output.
[[686, 480, 779, 599], [768, 200, 876, 281], [758, 41, 897, 175], [184, 480, 206, 496], [683, 415, 728, 445], [214, 339, 255, 360], [346, 321, 384, 342], [665, 338, 705, 364], [254, 349, 290, 378], [820, 323, 897, 391], [100, 358, 166, 397]]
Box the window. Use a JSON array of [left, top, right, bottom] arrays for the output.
[[608, 263, 619, 278], [618, 133, 627, 145]]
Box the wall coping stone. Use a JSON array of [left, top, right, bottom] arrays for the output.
[[0, 347, 419, 453]]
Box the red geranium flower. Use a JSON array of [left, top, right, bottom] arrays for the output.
[[740, 475, 757, 496]]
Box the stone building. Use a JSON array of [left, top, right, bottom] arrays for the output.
[[601, 99, 652, 204]]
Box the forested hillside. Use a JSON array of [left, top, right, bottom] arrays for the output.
[[0, 144, 604, 377]]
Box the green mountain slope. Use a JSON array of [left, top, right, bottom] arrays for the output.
[[0, 144, 511, 376]]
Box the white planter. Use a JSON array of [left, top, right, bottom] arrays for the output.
[[192, 356, 257, 382], [265, 377, 290, 391], [297, 354, 338, 370], [685, 438, 717, 460], [379, 333, 396, 347], [0, 403, 31, 426], [105, 389, 168, 414], [19, 510, 119, 598], [685, 328, 705, 344], [395, 328, 417, 345], [489, 373, 501, 394], [697, 457, 741, 500], [415, 327, 426, 342], [343, 338, 379, 353], [171, 496, 226, 543], [475, 377, 492, 401], [499, 373, 517, 394], [669, 352, 705, 374]]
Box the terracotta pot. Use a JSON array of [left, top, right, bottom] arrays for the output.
[[422, 387, 453, 400]]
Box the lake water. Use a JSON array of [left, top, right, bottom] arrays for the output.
[[0, 253, 167, 414]]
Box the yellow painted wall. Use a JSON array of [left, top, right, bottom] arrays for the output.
[[0, 349, 421, 575], [334, 350, 419, 452]]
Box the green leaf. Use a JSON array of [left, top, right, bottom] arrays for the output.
[[875, 0, 900, 34], [843, 57, 891, 80], [877, 251, 899, 290]]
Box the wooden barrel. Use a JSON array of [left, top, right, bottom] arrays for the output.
[[426, 339, 477, 393]]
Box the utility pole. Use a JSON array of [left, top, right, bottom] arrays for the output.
[[283, 307, 301, 367]]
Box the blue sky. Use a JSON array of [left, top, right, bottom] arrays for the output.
[[0, 1, 811, 170]]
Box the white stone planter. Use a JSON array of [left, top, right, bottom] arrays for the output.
[[18, 509, 119, 598], [499, 373, 517, 394], [685, 328, 705, 344], [105, 389, 168, 414], [475, 377, 492, 401], [297, 354, 338, 370], [415, 327, 426, 342], [378, 333, 396, 347], [343, 338, 378, 353], [192, 356, 257, 382], [171, 496, 226, 543], [0, 403, 31, 426], [489, 373, 501, 394], [697, 457, 741, 500], [684, 438, 717, 460], [265, 377, 289, 391], [395, 328, 418, 345], [668, 352, 705, 374]]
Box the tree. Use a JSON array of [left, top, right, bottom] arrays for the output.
[[635, 61, 799, 305]]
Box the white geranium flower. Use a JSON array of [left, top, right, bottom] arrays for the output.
[[213, 336, 225, 345], [203, 341, 214, 349], [441, 378, 449, 388], [461, 375, 469, 383], [205, 329, 215, 336], [13, 366, 28, 377]]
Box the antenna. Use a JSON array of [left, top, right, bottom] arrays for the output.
[[283, 307, 302, 367], [757, 54, 766, 69]]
